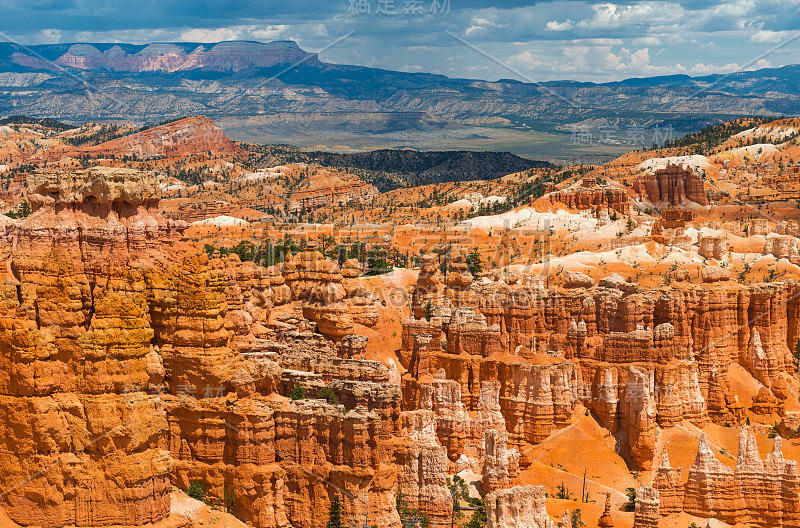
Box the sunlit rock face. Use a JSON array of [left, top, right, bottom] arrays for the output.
[[0, 168, 177, 527], [0, 168, 402, 528], [654, 429, 800, 527]]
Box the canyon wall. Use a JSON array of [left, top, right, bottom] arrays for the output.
[[400, 255, 797, 472], [0, 167, 176, 527], [3, 167, 800, 528], [0, 167, 405, 528], [653, 429, 800, 527]]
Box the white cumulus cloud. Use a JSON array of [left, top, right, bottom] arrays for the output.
[[750, 30, 789, 44], [545, 19, 575, 31], [507, 50, 547, 70]]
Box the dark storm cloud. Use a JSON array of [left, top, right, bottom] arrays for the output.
[[0, 0, 787, 33], [1, 0, 342, 32], [0, 0, 798, 82]]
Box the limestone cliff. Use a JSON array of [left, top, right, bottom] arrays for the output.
[[0, 168, 401, 528], [634, 163, 708, 206], [0, 167, 177, 527], [654, 429, 800, 527], [399, 267, 798, 472]]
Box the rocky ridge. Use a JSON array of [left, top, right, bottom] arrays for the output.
[[0, 167, 406, 528], [3, 126, 800, 528]]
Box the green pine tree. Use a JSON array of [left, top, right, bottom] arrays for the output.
[[464, 511, 485, 528], [571, 509, 586, 528], [466, 248, 483, 277], [326, 495, 345, 528], [625, 487, 636, 511], [423, 300, 434, 322], [17, 201, 30, 218]]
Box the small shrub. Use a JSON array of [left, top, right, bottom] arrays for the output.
[[769, 424, 780, 438], [556, 482, 573, 500], [187, 482, 206, 501], [319, 386, 337, 405], [289, 382, 306, 401], [571, 509, 586, 528], [464, 511, 486, 528]]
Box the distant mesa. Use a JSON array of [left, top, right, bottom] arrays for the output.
[[2, 40, 799, 152], [11, 40, 319, 73]]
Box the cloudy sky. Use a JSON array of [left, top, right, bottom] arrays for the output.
[[1, 0, 799, 82]]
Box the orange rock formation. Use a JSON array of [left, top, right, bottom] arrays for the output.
[[548, 176, 630, 214], [0, 167, 402, 528], [634, 164, 708, 206], [4, 114, 800, 528], [652, 429, 800, 527]]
